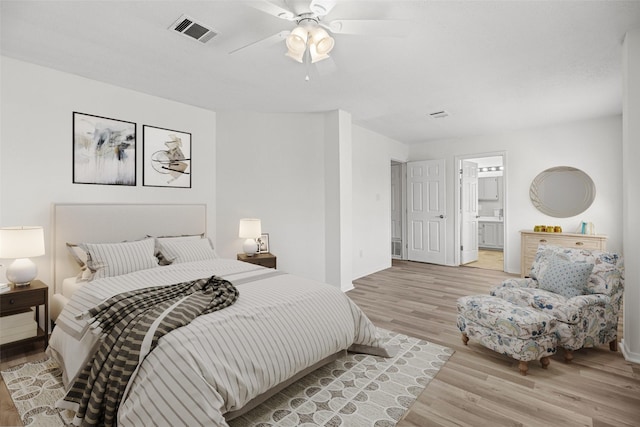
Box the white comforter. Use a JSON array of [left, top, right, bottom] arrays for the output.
[[48, 259, 385, 426]]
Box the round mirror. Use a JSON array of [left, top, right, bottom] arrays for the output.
[[529, 166, 595, 218]]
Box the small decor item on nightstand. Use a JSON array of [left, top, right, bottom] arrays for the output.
[[239, 218, 261, 256], [0, 226, 45, 286], [257, 233, 270, 253]]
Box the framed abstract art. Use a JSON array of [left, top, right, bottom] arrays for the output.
[[72, 112, 136, 185], [143, 125, 192, 188]]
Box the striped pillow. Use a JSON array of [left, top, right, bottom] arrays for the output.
[[158, 238, 217, 264], [80, 238, 159, 280], [153, 234, 204, 265]]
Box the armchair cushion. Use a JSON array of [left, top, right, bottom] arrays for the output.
[[537, 254, 594, 298], [490, 285, 610, 324]]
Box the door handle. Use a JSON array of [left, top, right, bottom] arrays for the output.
[[439, 215, 445, 219]]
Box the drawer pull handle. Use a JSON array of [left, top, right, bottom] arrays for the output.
[[9, 299, 15, 305], [575, 242, 584, 246], [539, 239, 547, 243]]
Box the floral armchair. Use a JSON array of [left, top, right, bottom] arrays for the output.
[[490, 245, 624, 361]]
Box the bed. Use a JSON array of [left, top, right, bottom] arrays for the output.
[[47, 204, 389, 426]]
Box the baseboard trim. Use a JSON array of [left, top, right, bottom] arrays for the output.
[[620, 339, 640, 364]]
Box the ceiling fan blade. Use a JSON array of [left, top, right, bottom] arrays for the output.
[[229, 30, 290, 55], [324, 20, 410, 37], [249, 1, 297, 21], [310, 0, 337, 17]]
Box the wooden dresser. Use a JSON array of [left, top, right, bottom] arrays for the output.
[[520, 230, 607, 277]]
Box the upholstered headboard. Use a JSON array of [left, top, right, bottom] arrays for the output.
[[52, 203, 207, 292]]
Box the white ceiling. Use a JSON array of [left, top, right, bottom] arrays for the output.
[[2, 0, 639, 144]]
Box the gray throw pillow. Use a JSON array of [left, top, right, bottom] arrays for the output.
[[538, 255, 594, 299]]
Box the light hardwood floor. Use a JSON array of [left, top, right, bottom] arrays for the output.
[[464, 249, 504, 271], [350, 260, 639, 427], [1, 260, 638, 426]]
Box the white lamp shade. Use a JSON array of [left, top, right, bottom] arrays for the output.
[[0, 226, 45, 258], [285, 49, 305, 63], [239, 219, 262, 239], [286, 26, 308, 54], [309, 27, 334, 55], [309, 42, 330, 63]]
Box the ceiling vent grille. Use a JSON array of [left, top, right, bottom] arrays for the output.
[[429, 110, 450, 119], [169, 14, 217, 44]]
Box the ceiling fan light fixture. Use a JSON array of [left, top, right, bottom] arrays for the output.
[[285, 49, 305, 63], [286, 26, 308, 53], [309, 27, 334, 55], [309, 43, 330, 63]]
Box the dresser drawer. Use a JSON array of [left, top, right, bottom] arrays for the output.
[[531, 235, 603, 250]]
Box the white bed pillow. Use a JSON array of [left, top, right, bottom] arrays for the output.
[[66, 243, 97, 282], [157, 238, 217, 264], [151, 234, 205, 265], [66, 243, 88, 268], [79, 238, 159, 280]]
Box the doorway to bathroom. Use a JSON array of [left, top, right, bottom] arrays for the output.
[[455, 153, 506, 272]]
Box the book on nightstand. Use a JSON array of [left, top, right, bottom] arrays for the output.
[[0, 309, 37, 344], [0, 283, 9, 293], [0, 308, 35, 329], [0, 320, 38, 344]]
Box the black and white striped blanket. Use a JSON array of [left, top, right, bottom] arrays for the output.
[[63, 275, 238, 427]]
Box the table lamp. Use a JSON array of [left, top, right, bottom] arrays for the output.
[[0, 226, 45, 286], [239, 218, 261, 256]]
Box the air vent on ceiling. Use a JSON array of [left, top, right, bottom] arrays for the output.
[[169, 14, 217, 44], [429, 110, 450, 119]]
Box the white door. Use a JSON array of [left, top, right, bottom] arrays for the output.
[[461, 161, 479, 264], [407, 159, 446, 264]]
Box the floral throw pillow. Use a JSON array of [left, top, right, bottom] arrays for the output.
[[538, 254, 594, 299]]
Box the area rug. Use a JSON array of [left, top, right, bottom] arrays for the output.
[[1, 329, 453, 427]]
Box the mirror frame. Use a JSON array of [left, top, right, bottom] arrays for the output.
[[529, 166, 596, 218]]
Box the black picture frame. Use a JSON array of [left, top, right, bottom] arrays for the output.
[[143, 125, 192, 188], [72, 112, 136, 186]]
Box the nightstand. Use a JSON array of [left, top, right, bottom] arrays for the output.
[[0, 280, 48, 353], [237, 253, 277, 269]]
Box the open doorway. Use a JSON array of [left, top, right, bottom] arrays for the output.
[[455, 153, 506, 272], [390, 161, 405, 259]]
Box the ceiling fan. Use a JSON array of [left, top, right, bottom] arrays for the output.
[[230, 0, 407, 64]]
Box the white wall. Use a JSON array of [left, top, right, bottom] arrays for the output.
[[215, 111, 328, 282], [409, 115, 623, 274], [216, 111, 409, 284], [352, 125, 409, 279], [0, 57, 217, 286], [621, 28, 640, 363]]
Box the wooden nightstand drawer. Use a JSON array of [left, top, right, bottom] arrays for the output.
[[1, 290, 45, 313], [237, 253, 277, 269]]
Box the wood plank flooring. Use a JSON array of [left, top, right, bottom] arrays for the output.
[[1, 260, 638, 426], [349, 260, 640, 427], [465, 249, 504, 271]]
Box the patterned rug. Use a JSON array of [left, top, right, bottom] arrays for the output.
[[1, 329, 453, 427]]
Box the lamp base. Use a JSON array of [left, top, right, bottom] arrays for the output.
[[243, 238, 258, 256], [6, 258, 37, 287]]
